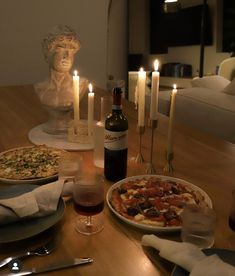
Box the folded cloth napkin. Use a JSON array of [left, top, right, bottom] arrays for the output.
[[142, 235, 235, 276], [0, 180, 73, 226], [190, 254, 235, 276]]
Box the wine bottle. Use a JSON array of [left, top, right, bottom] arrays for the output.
[[104, 87, 128, 181]]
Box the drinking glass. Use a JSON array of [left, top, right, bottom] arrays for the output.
[[58, 152, 83, 181], [181, 204, 216, 248], [93, 96, 112, 168], [73, 173, 104, 235], [229, 189, 235, 232]]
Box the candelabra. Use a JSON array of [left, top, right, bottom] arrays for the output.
[[146, 119, 158, 174], [135, 126, 145, 163], [163, 151, 174, 173]]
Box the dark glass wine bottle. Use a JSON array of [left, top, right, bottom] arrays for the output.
[[104, 87, 128, 181]]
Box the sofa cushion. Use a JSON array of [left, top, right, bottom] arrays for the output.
[[158, 87, 235, 143], [191, 75, 230, 91], [176, 87, 235, 113], [222, 78, 235, 95]]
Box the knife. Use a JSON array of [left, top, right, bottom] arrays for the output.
[[6, 258, 93, 275]]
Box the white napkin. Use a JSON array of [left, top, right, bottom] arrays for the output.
[[142, 235, 235, 276], [190, 254, 235, 276], [0, 180, 73, 226]]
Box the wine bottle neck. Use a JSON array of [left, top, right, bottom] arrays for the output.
[[112, 104, 122, 110], [112, 90, 122, 113]]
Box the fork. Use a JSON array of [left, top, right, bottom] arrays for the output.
[[0, 239, 56, 268]]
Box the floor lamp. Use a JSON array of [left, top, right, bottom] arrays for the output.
[[199, 0, 207, 78]]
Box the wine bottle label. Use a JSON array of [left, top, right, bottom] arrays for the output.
[[104, 130, 128, 150], [112, 105, 122, 110]]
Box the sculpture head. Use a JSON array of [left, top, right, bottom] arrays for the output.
[[42, 25, 81, 73]]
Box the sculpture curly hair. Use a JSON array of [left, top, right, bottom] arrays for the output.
[[42, 25, 81, 62]]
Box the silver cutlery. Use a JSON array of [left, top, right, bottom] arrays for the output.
[[5, 258, 93, 275], [0, 239, 56, 268]]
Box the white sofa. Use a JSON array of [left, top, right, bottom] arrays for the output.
[[157, 75, 235, 143]]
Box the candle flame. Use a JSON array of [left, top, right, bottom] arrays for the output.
[[154, 60, 159, 71], [74, 70, 78, 76], [139, 67, 144, 72], [173, 84, 177, 89], [88, 83, 93, 93]]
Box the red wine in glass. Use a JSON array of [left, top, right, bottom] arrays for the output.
[[229, 189, 235, 232], [229, 214, 235, 232], [73, 177, 104, 235], [74, 191, 104, 216]]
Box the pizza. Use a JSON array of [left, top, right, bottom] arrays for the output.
[[109, 176, 208, 228], [0, 145, 63, 180]]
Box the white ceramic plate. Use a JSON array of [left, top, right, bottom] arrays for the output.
[[0, 184, 65, 243], [0, 146, 60, 184], [106, 175, 213, 232], [28, 122, 94, 151]]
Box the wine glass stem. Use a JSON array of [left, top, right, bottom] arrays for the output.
[[86, 216, 92, 226]]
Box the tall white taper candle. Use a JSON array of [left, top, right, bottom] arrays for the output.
[[150, 60, 160, 120], [73, 70, 80, 126], [167, 84, 177, 154], [138, 67, 146, 127], [88, 83, 94, 137]]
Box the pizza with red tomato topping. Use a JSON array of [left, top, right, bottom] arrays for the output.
[[108, 175, 211, 229]]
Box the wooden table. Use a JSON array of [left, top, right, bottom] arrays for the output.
[[0, 85, 235, 275]]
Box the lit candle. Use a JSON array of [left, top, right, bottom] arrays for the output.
[[167, 84, 177, 154], [150, 60, 160, 120], [73, 70, 80, 126], [88, 83, 94, 137], [137, 67, 146, 127]]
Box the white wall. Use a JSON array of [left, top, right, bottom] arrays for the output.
[[129, 0, 148, 54], [107, 0, 128, 82], [0, 0, 127, 89]]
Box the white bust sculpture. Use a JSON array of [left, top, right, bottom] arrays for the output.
[[34, 25, 88, 134]]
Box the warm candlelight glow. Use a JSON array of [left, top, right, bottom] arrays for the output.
[[167, 84, 178, 154], [88, 82, 94, 137], [89, 83, 93, 93], [154, 60, 159, 71], [137, 67, 146, 126], [150, 61, 160, 120], [73, 70, 80, 125]]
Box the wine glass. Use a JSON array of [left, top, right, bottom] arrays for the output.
[[58, 152, 83, 182], [229, 189, 235, 232], [73, 173, 104, 235]]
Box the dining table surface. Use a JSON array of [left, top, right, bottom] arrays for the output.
[[0, 84, 235, 276]]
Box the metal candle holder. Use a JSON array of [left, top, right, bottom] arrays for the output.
[[135, 126, 145, 163], [163, 151, 174, 173], [146, 119, 158, 174]]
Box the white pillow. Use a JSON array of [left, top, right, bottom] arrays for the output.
[[222, 78, 235, 95], [191, 75, 230, 91]]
